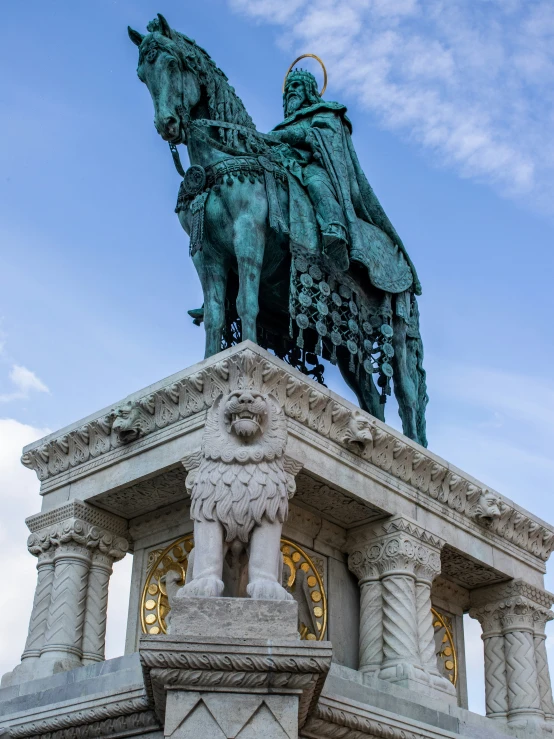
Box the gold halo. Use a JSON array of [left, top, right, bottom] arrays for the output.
[[283, 54, 327, 96]]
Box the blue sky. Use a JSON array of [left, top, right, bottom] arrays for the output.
[[1, 0, 554, 714]]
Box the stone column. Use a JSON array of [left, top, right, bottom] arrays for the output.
[[40, 527, 93, 671], [347, 516, 455, 699], [20, 547, 55, 662], [2, 501, 128, 685], [533, 610, 554, 723], [347, 548, 381, 676], [500, 598, 543, 726], [470, 579, 554, 729], [81, 533, 128, 664], [469, 604, 509, 722]]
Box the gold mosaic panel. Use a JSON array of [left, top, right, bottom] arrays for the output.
[[140, 535, 327, 640], [432, 607, 457, 686]]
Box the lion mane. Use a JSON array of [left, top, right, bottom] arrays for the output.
[[189, 391, 289, 543]]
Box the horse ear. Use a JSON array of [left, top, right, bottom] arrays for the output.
[[128, 27, 144, 47], [157, 13, 172, 37]]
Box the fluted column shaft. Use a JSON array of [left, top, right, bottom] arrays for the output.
[[533, 612, 554, 722], [501, 604, 542, 724], [81, 552, 114, 664], [40, 542, 91, 666], [20, 549, 55, 661], [358, 575, 382, 674], [415, 580, 436, 671], [469, 606, 508, 721]]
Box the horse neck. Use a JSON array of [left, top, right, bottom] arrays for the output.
[[186, 106, 254, 168]]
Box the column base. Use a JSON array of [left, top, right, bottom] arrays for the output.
[[378, 661, 457, 703]]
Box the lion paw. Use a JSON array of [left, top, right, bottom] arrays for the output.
[[181, 575, 224, 598], [247, 579, 294, 601]]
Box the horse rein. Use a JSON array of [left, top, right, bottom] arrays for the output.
[[168, 118, 278, 178]]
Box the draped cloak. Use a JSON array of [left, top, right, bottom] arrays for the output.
[[273, 102, 421, 296]]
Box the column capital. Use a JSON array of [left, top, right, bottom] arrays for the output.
[[347, 516, 444, 581], [470, 579, 554, 632], [26, 501, 129, 560]]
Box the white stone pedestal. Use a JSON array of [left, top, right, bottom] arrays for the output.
[[140, 598, 332, 738]]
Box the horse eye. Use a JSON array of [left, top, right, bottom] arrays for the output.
[[146, 49, 157, 63]]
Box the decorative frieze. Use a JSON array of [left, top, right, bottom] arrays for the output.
[[20, 346, 554, 564]]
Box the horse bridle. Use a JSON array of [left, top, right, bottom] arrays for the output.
[[168, 118, 278, 178]]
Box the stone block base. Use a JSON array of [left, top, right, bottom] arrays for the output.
[[168, 596, 299, 640], [165, 690, 298, 738]]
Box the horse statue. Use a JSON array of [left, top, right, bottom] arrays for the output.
[[128, 14, 428, 447]]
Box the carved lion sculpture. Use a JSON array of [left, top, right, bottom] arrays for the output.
[[112, 401, 144, 443], [179, 390, 293, 601], [470, 488, 502, 524]]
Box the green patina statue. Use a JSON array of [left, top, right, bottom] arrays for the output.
[[129, 14, 428, 446]]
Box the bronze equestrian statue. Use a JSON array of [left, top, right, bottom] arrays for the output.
[[129, 14, 428, 446]]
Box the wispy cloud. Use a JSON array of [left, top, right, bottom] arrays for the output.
[[0, 365, 49, 403], [229, 0, 554, 211]]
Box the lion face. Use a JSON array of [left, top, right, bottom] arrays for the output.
[[223, 391, 268, 439]]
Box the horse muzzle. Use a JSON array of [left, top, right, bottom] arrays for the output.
[[156, 114, 182, 143]]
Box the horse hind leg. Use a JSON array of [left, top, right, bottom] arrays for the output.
[[391, 317, 427, 445], [334, 346, 385, 422]]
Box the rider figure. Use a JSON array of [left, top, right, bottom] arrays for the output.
[[270, 69, 349, 270]]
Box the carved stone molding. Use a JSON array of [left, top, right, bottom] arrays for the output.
[[440, 547, 508, 590], [140, 635, 332, 728], [26, 500, 128, 538], [471, 579, 554, 611], [94, 466, 190, 519], [20, 344, 554, 563], [302, 698, 433, 739], [294, 473, 384, 528], [6, 696, 159, 739]]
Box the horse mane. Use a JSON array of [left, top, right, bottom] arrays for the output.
[[147, 17, 256, 146]]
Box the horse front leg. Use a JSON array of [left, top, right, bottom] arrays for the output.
[[192, 251, 229, 358], [234, 214, 264, 344]]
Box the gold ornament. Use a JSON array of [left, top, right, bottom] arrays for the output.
[[432, 608, 457, 686], [283, 54, 327, 96], [140, 535, 327, 641]]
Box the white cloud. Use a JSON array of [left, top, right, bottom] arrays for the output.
[[0, 418, 132, 679], [229, 0, 554, 211], [0, 419, 50, 678], [0, 364, 49, 403]]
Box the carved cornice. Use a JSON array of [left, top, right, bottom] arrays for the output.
[[26, 501, 129, 559], [20, 344, 554, 563], [7, 697, 158, 739], [140, 635, 332, 727]]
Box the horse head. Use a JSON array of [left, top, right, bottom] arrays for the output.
[[128, 14, 201, 144]]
